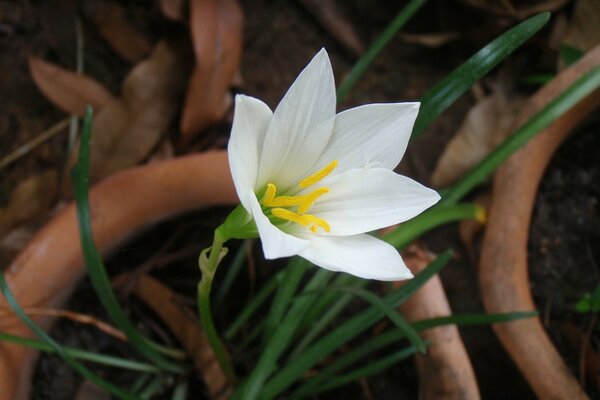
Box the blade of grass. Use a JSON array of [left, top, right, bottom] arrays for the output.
[[329, 286, 425, 353], [225, 270, 281, 340], [440, 66, 600, 205], [216, 240, 251, 307], [290, 204, 480, 358], [0, 331, 161, 373], [383, 203, 482, 249], [298, 345, 421, 398], [71, 106, 184, 374], [412, 12, 550, 138], [239, 268, 333, 399], [291, 310, 536, 398], [336, 0, 428, 102], [0, 269, 137, 399], [259, 250, 452, 399], [262, 257, 309, 345]]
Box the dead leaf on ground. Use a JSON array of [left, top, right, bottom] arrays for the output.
[[431, 86, 525, 188], [161, 0, 187, 21], [0, 171, 57, 239], [128, 274, 231, 400], [295, 0, 364, 57], [399, 32, 460, 48], [458, 0, 570, 19], [562, 0, 600, 53], [87, 40, 187, 181], [84, 1, 151, 63], [179, 0, 243, 144], [28, 56, 114, 117]]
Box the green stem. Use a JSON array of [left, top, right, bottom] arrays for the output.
[[197, 226, 238, 385], [336, 0, 428, 103]]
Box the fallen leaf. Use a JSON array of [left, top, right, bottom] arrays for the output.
[[563, 0, 600, 53], [128, 274, 231, 400], [295, 0, 364, 57], [399, 31, 460, 48], [84, 1, 151, 63], [28, 56, 114, 117], [0, 171, 57, 239], [179, 0, 243, 143], [88, 40, 187, 181], [161, 0, 187, 21], [431, 86, 525, 188], [74, 381, 110, 400]]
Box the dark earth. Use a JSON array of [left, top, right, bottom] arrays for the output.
[[0, 0, 597, 399]]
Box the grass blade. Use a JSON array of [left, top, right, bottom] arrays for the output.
[[292, 310, 535, 397], [0, 269, 137, 399], [337, 0, 428, 102], [261, 250, 452, 399], [412, 12, 550, 138], [71, 106, 184, 374]]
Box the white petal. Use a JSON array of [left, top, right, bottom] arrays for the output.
[[298, 234, 412, 281], [249, 191, 309, 259], [228, 95, 273, 211], [311, 168, 440, 236], [258, 49, 336, 191], [312, 102, 420, 173]]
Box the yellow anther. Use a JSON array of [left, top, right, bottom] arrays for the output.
[[261, 183, 277, 205], [298, 187, 329, 213], [299, 160, 338, 189], [271, 208, 330, 233]]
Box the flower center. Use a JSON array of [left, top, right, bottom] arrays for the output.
[[260, 160, 338, 233]]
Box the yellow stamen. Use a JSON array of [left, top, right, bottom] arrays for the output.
[[271, 208, 330, 233], [298, 187, 329, 213], [261, 183, 277, 205], [299, 160, 338, 189], [264, 195, 307, 207]]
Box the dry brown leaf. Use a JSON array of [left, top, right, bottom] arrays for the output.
[[179, 0, 243, 143], [399, 32, 460, 48], [295, 0, 364, 57], [85, 1, 151, 63], [28, 57, 114, 117], [130, 274, 231, 400], [431, 87, 525, 188], [161, 0, 187, 21], [0, 171, 57, 239], [563, 0, 600, 53], [88, 40, 187, 181]]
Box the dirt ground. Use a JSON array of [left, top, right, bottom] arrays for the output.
[[0, 0, 598, 399]]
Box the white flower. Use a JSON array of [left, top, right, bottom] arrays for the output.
[[227, 49, 440, 281]]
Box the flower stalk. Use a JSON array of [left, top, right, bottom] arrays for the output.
[[197, 226, 238, 385]]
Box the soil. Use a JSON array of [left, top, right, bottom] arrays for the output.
[[0, 0, 597, 399]]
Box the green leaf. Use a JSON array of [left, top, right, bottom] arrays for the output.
[[575, 284, 600, 313], [560, 44, 584, 67], [324, 286, 425, 353], [412, 12, 550, 138], [301, 345, 421, 397], [0, 270, 137, 399], [0, 331, 161, 373], [383, 203, 483, 249], [260, 251, 453, 399], [71, 106, 184, 374], [238, 268, 332, 399]]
